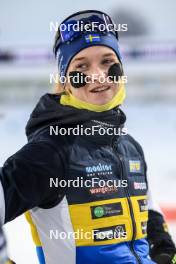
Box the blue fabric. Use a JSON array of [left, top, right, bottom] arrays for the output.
[[56, 32, 122, 83], [36, 246, 46, 264], [76, 239, 156, 264], [133, 239, 156, 264]]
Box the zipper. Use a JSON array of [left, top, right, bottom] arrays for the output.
[[112, 138, 142, 264]]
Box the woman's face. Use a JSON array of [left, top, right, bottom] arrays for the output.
[[66, 46, 121, 105]]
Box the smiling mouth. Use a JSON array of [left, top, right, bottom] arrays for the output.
[[90, 86, 111, 93]]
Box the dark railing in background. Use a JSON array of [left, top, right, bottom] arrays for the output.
[[0, 41, 176, 64]]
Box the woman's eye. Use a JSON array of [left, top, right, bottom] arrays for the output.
[[75, 63, 88, 71], [102, 59, 115, 65]]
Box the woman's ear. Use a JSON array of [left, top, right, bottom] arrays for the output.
[[65, 84, 73, 94], [54, 82, 64, 94]]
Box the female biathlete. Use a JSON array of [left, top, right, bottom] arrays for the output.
[[0, 10, 176, 264]]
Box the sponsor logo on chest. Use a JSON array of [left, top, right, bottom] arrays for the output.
[[85, 163, 113, 177], [91, 202, 123, 219]]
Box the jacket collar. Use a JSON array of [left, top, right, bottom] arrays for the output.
[[26, 93, 126, 144]]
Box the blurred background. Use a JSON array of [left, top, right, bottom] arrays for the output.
[[0, 0, 176, 263]]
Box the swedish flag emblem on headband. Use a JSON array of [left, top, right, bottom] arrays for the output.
[[85, 34, 101, 43]]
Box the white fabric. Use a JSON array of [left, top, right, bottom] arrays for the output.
[[0, 181, 5, 225], [30, 196, 76, 264], [148, 188, 163, 214]]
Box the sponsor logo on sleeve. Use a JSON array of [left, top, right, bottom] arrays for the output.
[[138, 199, 148, 212], [141, 221, 147, 235], [129, 160, 141, 173], [134, 182, 147, 190]]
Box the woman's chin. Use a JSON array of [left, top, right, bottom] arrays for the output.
[[90, 99, 111, 105], [88, 93, 115, 105]]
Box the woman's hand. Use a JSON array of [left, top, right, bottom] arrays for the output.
[[150, 239, 176, 264], [152, 251, 176, 264]]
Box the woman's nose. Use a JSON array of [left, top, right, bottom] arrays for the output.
[[89, 66, 107, 83]]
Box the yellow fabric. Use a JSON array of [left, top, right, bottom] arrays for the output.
[[60, 83, 126, 112], [25, 211, 42, 246], [130, 196, 148, 239], [68, 196, 148, 246]]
